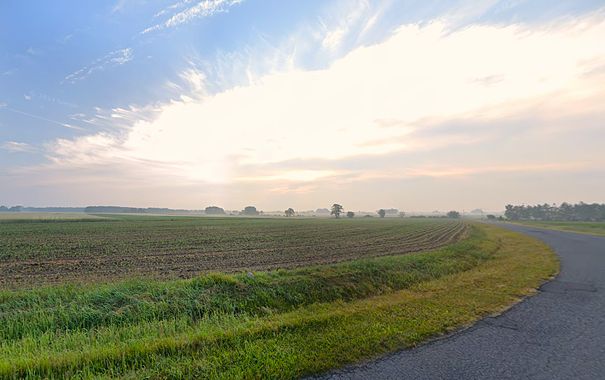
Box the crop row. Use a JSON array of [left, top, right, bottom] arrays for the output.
[[0, 217, 467, 289]]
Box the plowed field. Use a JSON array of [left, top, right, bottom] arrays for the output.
[[0, 215, 467, 288]]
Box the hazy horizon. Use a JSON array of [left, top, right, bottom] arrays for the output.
[[2, 1, 604, 211], [0, 204, 507, 214]]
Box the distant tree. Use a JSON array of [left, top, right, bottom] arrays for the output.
[[0, 206, 8, 212], [241, 206, 259, 216], [85, 206, 145, 214], [486, 214, 496, 220], [8, 205, 23, 212], [378, 209, 386, 218], [559, 202, 574, 220], [331, 204, 344, 218], [315, 208, 330, 214], [504, 204, 518, 220], [503, 202, 605, 222], [399, 211, 406, 218], [346, 211, 355, 218], [205, 206, 225, 215], [285, 208, 295, 217], [446, 210, 461, 219]]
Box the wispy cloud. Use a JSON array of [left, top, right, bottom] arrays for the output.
[[22, 91, 78, 108], [0, 103, 85, 130], [41, 14, 605, 190], [7, 7, 605, 210], [153, 0, 195, 18], [2, 141, 35, 153], [59, 33, 74, 44], [26, 47, 42, 56], [111, 0, 129, 13], [392, 162, 596, 179], [67, 1, 238, 86], [63, 48, 133, 83], [319, 0, 370, 51], [142, 0, 243, 34]]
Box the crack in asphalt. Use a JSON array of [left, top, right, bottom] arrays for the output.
[[540, 280, 597, 293]]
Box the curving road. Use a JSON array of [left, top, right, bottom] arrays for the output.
[[315, 224, 605, 380]]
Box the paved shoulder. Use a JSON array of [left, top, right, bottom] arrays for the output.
[[315, 224, 605, 380]]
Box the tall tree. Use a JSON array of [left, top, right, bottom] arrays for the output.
[[446, 210, 461, 219], [285, 208, 295, 217], [378, 209, 386, 218], [331, 204, 344, 218]]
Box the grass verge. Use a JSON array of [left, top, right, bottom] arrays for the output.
[[512, 220, 605, 237], [0, 224, 557, 379]]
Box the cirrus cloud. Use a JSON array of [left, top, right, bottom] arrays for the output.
[[16, 10, 605, 209], [142, 0, 244, 34]]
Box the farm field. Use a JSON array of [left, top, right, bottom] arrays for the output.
[[0, 221, 557, 379], [0, 214, 466, 289], [0, 212, 102, 220], [514, 220, 605, 237]]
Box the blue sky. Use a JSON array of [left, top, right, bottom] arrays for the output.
[[1, 0, 605, 211]]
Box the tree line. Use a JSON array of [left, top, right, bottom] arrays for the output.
[[504, 202, 605, 221], [0, 206, 85, 212]]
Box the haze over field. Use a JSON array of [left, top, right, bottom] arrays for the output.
[[1, 1, 604, 210]]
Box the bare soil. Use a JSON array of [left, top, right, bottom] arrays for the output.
[[0, 215, 467, 288]]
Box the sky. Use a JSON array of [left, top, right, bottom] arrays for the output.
[[1, 0, 604, 212]]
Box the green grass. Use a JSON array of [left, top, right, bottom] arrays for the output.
[[0, 223, 557, 379], [514, 220, 605, 236]]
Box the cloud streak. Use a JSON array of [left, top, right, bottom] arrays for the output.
[[142, 0, 243, 34], [2, 141, 35, 153], [63, 48, 133, 83], [0, 104, 85, 130]]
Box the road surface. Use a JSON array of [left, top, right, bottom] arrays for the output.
[[315, 224, 605, 380]]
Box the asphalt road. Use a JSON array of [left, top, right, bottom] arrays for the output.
[[315, 224, 605, 380]]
